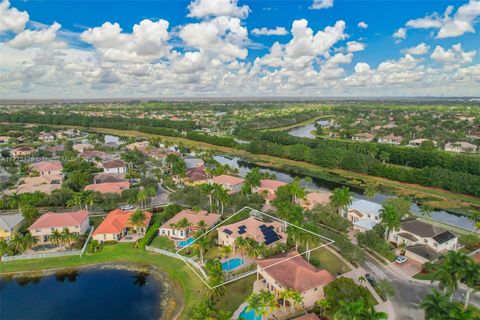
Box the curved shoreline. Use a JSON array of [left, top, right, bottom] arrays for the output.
[[0, 262, 184, 320]]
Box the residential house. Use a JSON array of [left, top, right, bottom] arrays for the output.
[[38, 132, 56, 142], [297, 191, 331, 210], [102, 159, 127, 174], [159, 209, 221, 240], [80, 150, 109, 161], [84, 181, 130, 194], [378, 135, 404, 145], [31, 161, 63, 176], [210, 175, 245, 194], [345, 199, 382, 232], [45, 145, 65, 155], [93, 172, 126, 184], [0, 214, 25, 240], [11, 146, 34, 157], [72, 143, 94, 153], [28, 210, 89, 244], [185, 166, 208, 185], [125, 141, 149, 151], [218, 216, 287, 248], [92, 209, 152, 242], [185, 158, 205, 169], [408, 139, 438, 147], [56, 129, 79, 139], [389, 219, 458, 263], [444, 142, 478, 153], [352, 133, 374, 142], [253, 179, 287, 203], [0, 136, 11, 144], [255, 250, 335, 309], [16, 174, 63, 194]]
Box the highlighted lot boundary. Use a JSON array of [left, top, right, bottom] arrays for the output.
[[176, 206, 335, 289]]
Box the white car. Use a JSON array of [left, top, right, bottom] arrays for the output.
[[395, 256, 408, 264]]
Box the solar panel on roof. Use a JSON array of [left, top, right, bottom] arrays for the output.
[[433, 231, 455, 244], [259, 224, 267, 229], [239, 225, 246, 229], [238, 229, 246, 235], [223, 229, 233, 235]]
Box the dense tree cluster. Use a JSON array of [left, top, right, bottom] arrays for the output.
[[186, 132, 237, 147]]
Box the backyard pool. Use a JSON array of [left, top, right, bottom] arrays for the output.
[[239, 306, 260, 320], [222, 257, 245, 271], [176, 238, 194, 248]]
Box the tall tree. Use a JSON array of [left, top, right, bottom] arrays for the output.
[[379, 204, 401, 241], [330, 187, 352, 216]]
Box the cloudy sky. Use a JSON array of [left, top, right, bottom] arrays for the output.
[[0, 0, 479, 98]]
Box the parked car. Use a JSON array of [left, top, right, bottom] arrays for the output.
[[119, 204, 135, 210], [365, 273, 376, 287], [395, 256, 408, 264]]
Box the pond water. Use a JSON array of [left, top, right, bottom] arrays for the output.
[[104, 134, 120, 144], [287, 122, 317, 138], [214, 155, 478, 232], [0, 268, 164, 320]]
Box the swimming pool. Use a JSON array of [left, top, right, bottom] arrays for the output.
[[239, 306, 260, 320], [176, 238, 194, 248], [222, 257, 245, 271]]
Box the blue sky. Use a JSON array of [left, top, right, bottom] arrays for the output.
[[1, 0, 479, 98]]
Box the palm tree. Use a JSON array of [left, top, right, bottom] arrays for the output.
[[146, 186, 157, 207], [22, 232, 37, 251], [67, 193, 83, 209], [9, 235, 25, 254], [246, 293, 264, 320], [420, 289, 450, 319], [213, 184, 229, 215], [289, 177, 306, 204], [191, 300, 215, 320], [330, 187, 352, 216], [50, 229, 63, 247], [193, 233, 210, 264], [196, 220, 208, 232], [234, 237, 248, 257], [278, 289, 295, 316], [83, 192, 95, 211], [222, 245, 232, 259], [288, 290, 304, 316], [334, 299, 365, 320], [379, 204, 401, 241], [316, 300, 331, 319], [363, 186, 377, 199], [362, 305, 388, 320], [243, 167, 262, 194], [129, 209, 146, 234], [201, 183, 216, 212], [258, 289, 277, 316], [286, 225, 302, 251], [460, 257, 480, 310], [137, 189, 148, 209], [297, 223, 319, 261]]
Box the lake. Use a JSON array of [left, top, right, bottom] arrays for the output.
[[288, 122, 317, 138], [0, 268, 164, 320], [214, 155, 478, 232]]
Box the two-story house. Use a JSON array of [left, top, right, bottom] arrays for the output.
[[28, 210, 90, 243]]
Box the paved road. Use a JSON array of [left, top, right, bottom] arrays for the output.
[[360, 256, 480, 320]]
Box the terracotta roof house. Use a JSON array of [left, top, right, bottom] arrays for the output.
[[218, 216, 287, 248], [185, 166, 208, 185], [210, 175, 245, 194], [31, 161, 63, 176], [378, 135, 404, 145], [0, 136, 11, 144], [102, 159, 127, 174], [84, 181, 130, 194], [79, 150, 108, 160], [45, 145, 65, 155], [125, 141, 149, 151], [15, 174, 63, 194], [38, 132, 56, 142], [72, 143, 94, 153], [28, 210, 89, 243], [159, 209, 221, 240], [389, 219, 458, 263], [408, 139, 438, 147], [93, 172, 126, 184], [444, 142, 478, 153], [352, 133, 374, 142], [93, 209, 152, 242], [297, 191, 331, 210], [0, 214, 25, 240], [256, 250, 335, 308], [253, 179, 287, 203], [11, 146, 35, 157]]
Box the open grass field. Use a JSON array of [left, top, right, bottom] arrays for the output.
[[150, 235, 176, 252], [217, 274, 257, 313], [299, 247, 351, 275], [0, 243, 207, 319]]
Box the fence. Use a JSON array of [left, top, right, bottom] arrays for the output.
[[145, 245, 207, 279], [1, 227, 94, 262]]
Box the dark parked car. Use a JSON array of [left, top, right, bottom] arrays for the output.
[[365, 273, 376, 287]]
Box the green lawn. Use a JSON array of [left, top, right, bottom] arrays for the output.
[[300, 247, 351, 275], [217, 274, 257, 313], [150, 235, 176, 252], [89, 215, 105, 228], [0, 243, 206, 319], [204, 245, 223, 260]]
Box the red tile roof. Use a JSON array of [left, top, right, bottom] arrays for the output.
[[93, 209, 152, 235], [257, 250, 335, 292], [85, 181, 130, 194], [211, 174, 245, 186], [294, 314, 320, 320], [31, 161, 63, 173], [259, 179, 287, 190], [102, 159, 126, 169], [160, 209, 221, 229], [29, 210, 89, 230]]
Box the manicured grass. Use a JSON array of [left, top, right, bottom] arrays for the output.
[[217, 274, 257, 313], [150, 235, 176, 252], [413, 272, 434, 281], [300, 247, 351, 275], [89, 215, 105, 228], [0, 243, 207, 319], [204, 245, 223, 260]]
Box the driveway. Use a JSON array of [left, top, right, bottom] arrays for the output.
[[394, 259, 423, 277]]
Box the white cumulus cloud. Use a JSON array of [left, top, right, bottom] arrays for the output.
[[393, 27, 407, 40], [6, 22, 66, 49], [187, 0, 250, 18], [431, 43, 476, 64], [357, 21, 368, 29], [251, 26, 288, 36], [310, 0, 334, 10], [0, 0, 29, 34], [405, 42, 430, 55], [347, 41, 365, 52]]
